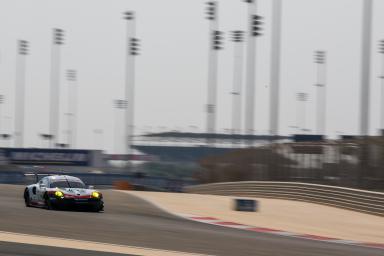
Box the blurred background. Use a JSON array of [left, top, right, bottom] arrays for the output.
[[0, 0, 383, 191]]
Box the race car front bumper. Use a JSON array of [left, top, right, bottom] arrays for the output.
[[49, 197, 104, 210]]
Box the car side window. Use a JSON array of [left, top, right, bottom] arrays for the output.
[[40, 177, 48, 187], [46, 178, 51, 187]]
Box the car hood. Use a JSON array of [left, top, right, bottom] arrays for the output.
[[59, 188, 95, 196]]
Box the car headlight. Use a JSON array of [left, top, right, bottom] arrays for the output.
[[55, 191, 64, 198], [91, 192, 101, 198]]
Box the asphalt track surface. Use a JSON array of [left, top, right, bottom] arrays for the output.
[[0, 241, 135, 256], [0, 185, 382, 256]]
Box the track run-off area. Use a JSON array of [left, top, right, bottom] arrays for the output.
[[125, 191, 384, 244], [0, 185, 383, 256]]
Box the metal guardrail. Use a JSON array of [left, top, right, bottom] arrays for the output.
[[185, 181, 384, 217]]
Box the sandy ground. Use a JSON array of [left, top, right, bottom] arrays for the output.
[[126, 191, 384, 244]]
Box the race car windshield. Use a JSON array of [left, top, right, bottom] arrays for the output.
[[50, 181, 86, 189]]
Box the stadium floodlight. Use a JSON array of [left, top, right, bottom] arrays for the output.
[[18, 40, 29, 55], [251, 15, 263, 37], [231, 30, 244, 42], [212, 30, 224, 50], [66, 69, 77, 81], [314, 51, 326, 64], [124, 11, 134, 20], [130, 38, 140, 56], [53, 28, 64, 45], [114, 99, 127, 109], [205, 1, 217, 21]]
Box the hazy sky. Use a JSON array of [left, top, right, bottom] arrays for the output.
[[0, 0, 384, 152]]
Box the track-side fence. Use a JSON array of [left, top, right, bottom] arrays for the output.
[[185, 181, 384, 216]]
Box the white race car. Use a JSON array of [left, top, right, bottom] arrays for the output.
[[23, 175, 104, 212]]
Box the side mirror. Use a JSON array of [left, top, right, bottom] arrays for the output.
[[40, 184, 46, 189], [88, 185, 94, 189]]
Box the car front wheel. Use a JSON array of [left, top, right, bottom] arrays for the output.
[[44, 194, 54, 210], [91, 203, 103, 212]]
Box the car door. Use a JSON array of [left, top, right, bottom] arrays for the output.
[[29, 184, 39, 202], [36, 177, 48, 202]]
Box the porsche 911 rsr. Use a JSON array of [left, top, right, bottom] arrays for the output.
[[23, 175, 104, 212]]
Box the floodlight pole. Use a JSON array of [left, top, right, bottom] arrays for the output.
[[113, 99, 127, 154], [359, 0, 373, 136], [296, 93, 308, 133], [269, 0, 282, 137], [49, 28, 64, 147], [66, 69, 77, 148], [244, 0, 257, 139], [205, 1, 221, 144], [379, 40, 384, 130], [15, 40, 29, 148], [124, 11, 139, 158], [0, 95, 4, 144], [314, 51, 327, 135], [230, 31, 244, 135]]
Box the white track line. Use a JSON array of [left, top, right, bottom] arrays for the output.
[[0, 231, 212, 256]]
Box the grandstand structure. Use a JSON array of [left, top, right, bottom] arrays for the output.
[[132, 132, 290, 162]]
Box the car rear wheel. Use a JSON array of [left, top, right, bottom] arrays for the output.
[[24, 189, 31, 207]]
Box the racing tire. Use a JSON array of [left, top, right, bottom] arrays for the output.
[[91, 204, 103, 213], [44, 194, 54, 210], [91, 206, 100, 212], [24, 189, 31, 207]]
